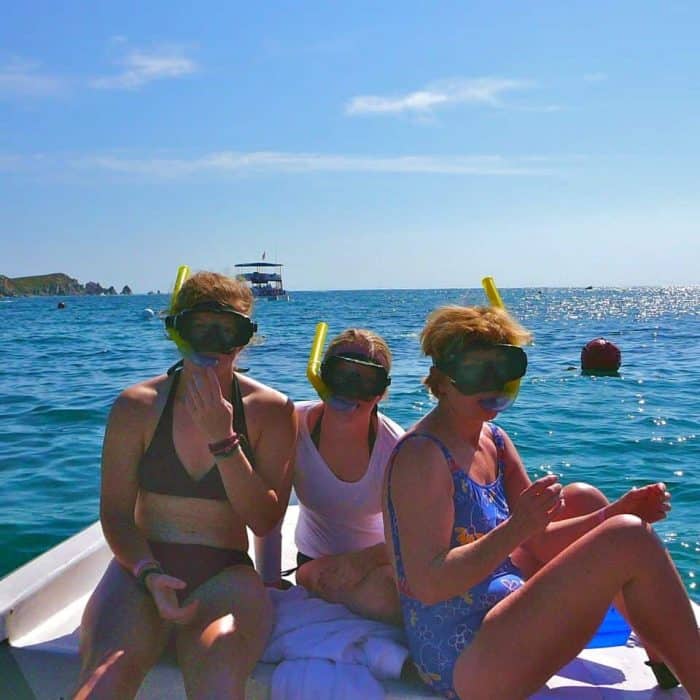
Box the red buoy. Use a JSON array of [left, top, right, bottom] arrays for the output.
[[581, 338, 621, 374]]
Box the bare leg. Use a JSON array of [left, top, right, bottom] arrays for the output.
[[297, 548, 401, 624], [176, 566, 273, 700], [74, 559, 170, 700], [452, 515, 700, 700], [513, 482, 672, 674], [554, 482, 607, 519]]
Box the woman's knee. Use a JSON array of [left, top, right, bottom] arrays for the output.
[[184, 608, 271, 668], [196, 585, 272, 651], [601, 512, 646, 531], [561, 481, 608, 515], [596, 514, 660, 559], [295, 560, 316, 589]]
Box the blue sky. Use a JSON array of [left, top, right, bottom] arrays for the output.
[[2, 2, 699, 292]]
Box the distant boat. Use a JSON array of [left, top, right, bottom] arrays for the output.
[[235, 261, 289, 301]]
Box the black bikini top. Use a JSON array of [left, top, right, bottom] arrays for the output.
[[138, 369, 255, 500]]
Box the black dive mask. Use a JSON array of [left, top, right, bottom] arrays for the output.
[[320, 353, 391, 401], [165, 301, 257, 354], [435, 344, 527, 396]]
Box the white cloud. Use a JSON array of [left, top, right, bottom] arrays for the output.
[[0, 59, 65, 98], [346, 77, 534, 116], [77, 150, 556, 178], [1, 44, 197, 98], [91, 47, 197, 90], [1, 150, 571, 180]]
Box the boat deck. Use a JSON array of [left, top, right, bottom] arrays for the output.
[[0, 506, 695, 699]]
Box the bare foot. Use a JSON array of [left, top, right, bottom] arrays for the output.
[[300, 552, 370, 598], [318, 553, 370, 596]]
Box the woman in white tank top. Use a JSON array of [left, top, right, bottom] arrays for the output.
[[259, 328, 404, 623]]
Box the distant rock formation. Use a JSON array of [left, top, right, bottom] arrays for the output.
[[84, 281, 117, 296], [0, 275, 16, 296], [121, 285, 132, 295], [0, 273, 131, 297]]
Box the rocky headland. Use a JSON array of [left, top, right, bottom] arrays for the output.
[[0, 273, 132, 297]]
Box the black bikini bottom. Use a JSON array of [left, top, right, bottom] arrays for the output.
[[148, 540, 253, 602], [281, 551, 315, 578], [297, 552, 314, 567]]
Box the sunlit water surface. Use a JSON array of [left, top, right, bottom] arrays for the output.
[[1, 287, 698, 602]]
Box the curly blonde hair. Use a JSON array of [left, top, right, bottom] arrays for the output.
[[420, 305, 532, 397], [171, 271, 253, 316]]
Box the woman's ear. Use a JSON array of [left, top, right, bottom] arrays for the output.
[[426, 365, 448, 398]]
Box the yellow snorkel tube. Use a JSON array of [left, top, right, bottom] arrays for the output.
[[307, 321, 331, 400], [172, 265, 190, 303], [165, 265, 250, 368], [481, 276, 521, 404], [165, 264, 217, 367], [481, 275, 504, 310], [166, 265, 191, 355]]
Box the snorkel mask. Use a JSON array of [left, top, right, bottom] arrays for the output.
[[165, 266, 257, 367], [435, 343, 527, 411], [165, 301, 257, 354], [306, 322, 390, 412], [320, 353, 391, 402]]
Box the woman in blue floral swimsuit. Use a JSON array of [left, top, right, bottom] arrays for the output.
[[384, 304, 699, 699]]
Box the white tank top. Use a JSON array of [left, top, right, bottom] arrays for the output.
[[293, 400, 404, 558]]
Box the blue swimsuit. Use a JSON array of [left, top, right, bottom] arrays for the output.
[[386, 424, 524, 699]]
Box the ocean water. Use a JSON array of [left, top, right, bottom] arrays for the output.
[[0, 287, 698, 603]]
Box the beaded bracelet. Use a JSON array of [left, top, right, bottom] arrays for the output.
[[137, 564, 164, 591], [214, 443, 241, 459], [208, 433, 241, 457], [132, 557, 160, 579]]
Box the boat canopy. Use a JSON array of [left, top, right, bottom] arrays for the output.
[[240, 272, 282, 283], [235, 262, 283, 268]]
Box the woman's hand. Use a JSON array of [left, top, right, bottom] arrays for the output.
[[184, 366, 234, 443], [146, 572, 199, 624], [509, 475, 564, 540], [610, 482, 671, 524]]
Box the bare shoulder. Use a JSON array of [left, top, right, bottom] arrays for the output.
[[390, 431, 452, 494], [102, 373, 171, 467], [489, 421, 513, 444], [237, 373, 294, 420], [490, 423, 527, 483], [108, 373, 170, 427], [293, 399, 319, 418], [488, 423, 519, 461]]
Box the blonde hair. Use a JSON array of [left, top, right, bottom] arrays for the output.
[[171, 271, 253, 316], [325, 328, 392, 370], [420, 305, 532, 396]]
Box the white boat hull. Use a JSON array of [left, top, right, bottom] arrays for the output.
[[1, 506, 696, 699]]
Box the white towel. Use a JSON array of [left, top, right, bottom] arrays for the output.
[[270, 660, 384, 700], [262, 586, 409, 700]]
